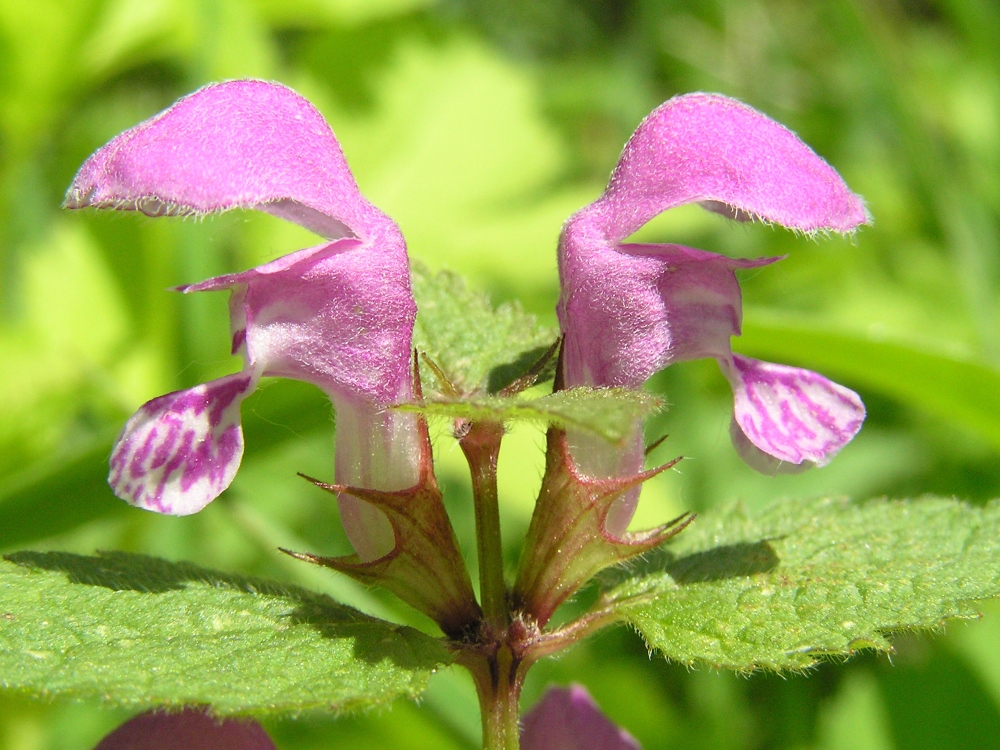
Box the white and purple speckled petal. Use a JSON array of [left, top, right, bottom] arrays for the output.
[[64, 80, 386, 241], [728, 418, 813, 475], [521, 684, 642, 750], [722, 354, 865, 469], [109, 372, 257, 515]]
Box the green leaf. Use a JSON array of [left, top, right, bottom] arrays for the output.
[[411, 262, 557, 395], [400, 387, 662, 444], [737, 316, 1000, 451], [0, 551, 452, 715], [605, 497, 1000, 671]]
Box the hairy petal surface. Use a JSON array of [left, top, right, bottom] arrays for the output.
[[64, 79, 387, 240], [182, 238, 415, 406], [522, 685, 642, 750], [591, 92, 870, 240], [561, 242, 777, 389], [94, 708, 276, 750], [722, 354, 865, 470], [109, 373, 256, 515]]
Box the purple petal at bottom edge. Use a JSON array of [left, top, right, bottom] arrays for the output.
[[93, 708, 275, 750], [729, 417, 814, 475], [522, 684, 642, 750]]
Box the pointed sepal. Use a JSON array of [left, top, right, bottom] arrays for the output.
[[283, 419, 481, 639], [513, 428, 694, 627]]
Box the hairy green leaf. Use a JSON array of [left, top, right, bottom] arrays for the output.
[[411, 263, 557, 395], [0, 551, 451, 715], [605, 497, 1000, 671], [400, 387, 662, 444]]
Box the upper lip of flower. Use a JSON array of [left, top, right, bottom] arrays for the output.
[[66, 79, 420, 562], [557, 92, 869, 492], [63, 79, 379, 241]]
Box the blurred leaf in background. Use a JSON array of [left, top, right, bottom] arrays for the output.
[[2, 0, 1000, 748]]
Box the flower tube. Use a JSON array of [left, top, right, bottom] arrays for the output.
[[558, 93, 868, 534], [66, 80, 419, 561]]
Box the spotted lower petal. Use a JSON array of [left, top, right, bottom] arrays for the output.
[[109, 372, 257, 514], [728, 417, 815, 475], [522, 685, 642, 750], [723, 354, 865, 469]]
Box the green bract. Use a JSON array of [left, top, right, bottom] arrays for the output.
[[400, 389, 662, 446], [411, 263, 557, 396], [606, 497, 1000, 671]]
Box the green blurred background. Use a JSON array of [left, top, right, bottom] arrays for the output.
[[2, 0, 1000, 747]]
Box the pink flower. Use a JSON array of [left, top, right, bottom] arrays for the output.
[[522, 684, 642, 750], [66, 80, 419, 561], [558, 94, 868, 533], [93, 708, 276, 750]]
